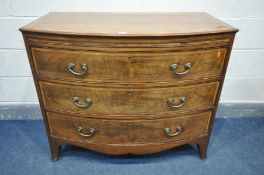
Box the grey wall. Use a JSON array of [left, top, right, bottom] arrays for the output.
[[0, 0, 264, 105]]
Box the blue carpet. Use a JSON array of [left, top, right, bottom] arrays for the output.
[[0, 118, 264, 175]]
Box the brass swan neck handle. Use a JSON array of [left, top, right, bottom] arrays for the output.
[[167, 96, 187, 108], [170, 63, 192, 76], [77, 127, 96, 138], [72, 97, 92, 108], [68, 63, 88, 76], [164, 127, 182, 137]]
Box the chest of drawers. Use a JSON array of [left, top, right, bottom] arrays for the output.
[[20, 12, 238, 161]]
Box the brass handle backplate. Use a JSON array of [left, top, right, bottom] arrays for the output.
[[164, 127, 182, 137], [167, 96, 187, 108], [72, 97, 92, 108], [77, 127, 96, 138], [170, 63, 192, 76], [67, 63, 88, 76]]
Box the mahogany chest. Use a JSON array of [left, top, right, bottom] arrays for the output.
[[20, 12, 238, 160]]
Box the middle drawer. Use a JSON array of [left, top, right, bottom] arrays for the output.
[[40, 81, 219, 116]]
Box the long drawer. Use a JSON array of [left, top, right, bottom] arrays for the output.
[[40, 81, 219, 115], [32, 48, 226, 83], [47, 111, 211, 144]]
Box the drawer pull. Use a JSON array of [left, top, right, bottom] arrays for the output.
[[77, 127, 96, 138], [164, 127, 182, 137], [67, 63, 88, 76], [72, 97, 92, 108], [170, 63, 192, 76], [167, 96, 187, 108]]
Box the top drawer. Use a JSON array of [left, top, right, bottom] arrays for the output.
[[32, 48, 226, 83]]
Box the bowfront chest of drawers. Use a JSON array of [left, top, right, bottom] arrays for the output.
[[20, 12, 238, 161]]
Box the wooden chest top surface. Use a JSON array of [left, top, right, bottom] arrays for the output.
[[20, 12, 238, 37]]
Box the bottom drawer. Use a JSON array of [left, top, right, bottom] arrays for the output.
[[47, 112, 211, 144]]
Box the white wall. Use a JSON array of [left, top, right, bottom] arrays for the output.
[[0, 0, 264, 104]]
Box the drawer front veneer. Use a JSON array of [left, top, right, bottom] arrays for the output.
[[47, 111, 211, 144], [27, 33, 232, 52], [32, 48, 226, 83], [40, 81, 219, 116]]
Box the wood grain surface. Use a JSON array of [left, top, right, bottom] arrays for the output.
[[40, 81, 219, 116], [32, 48, 227, 83], [47, 111, 211, 144], [20, 12, 238, 36]]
